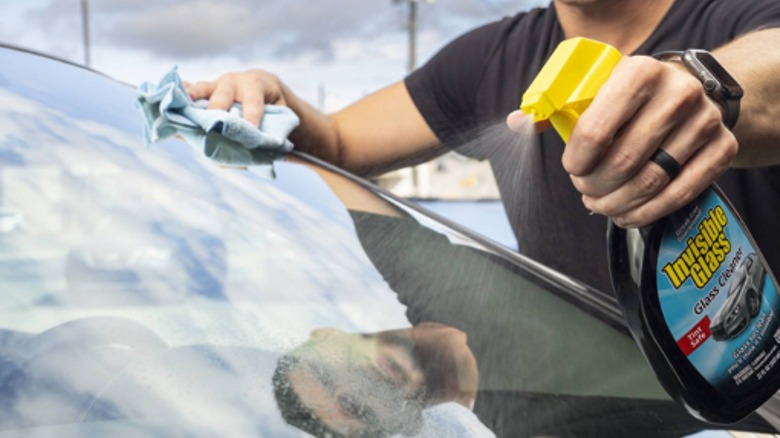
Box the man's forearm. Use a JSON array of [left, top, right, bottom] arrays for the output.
[[715, 28, 780, 167], [285, 81, 444, 176], [282, 85, 344, 167]]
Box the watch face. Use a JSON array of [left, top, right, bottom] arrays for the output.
[[688, 51, 744, 97]]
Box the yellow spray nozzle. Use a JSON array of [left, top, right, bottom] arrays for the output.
[[520, 37, 622, 143]]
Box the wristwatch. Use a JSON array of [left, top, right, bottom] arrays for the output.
[[653, 49, 743, 130]]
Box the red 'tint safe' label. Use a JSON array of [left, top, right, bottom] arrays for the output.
[[677, 316, 712, 356]]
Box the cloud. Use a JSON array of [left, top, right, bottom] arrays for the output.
[[28, 0, 401, 61], [103, 2, 264, 57], [25, 0, 543, 64]]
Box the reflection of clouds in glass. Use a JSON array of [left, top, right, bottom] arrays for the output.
[[0, 50, 451, 438], [0, 66, 414, 434], [3, 165, 64, 232], [0, 78, 408, 337], [212, 165, 410, 334], [0, 319, 291, 435], [0, 89, 47, 131], [83, 346, 285, 435]]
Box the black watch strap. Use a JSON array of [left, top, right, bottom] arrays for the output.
[[653, 50, 742, 130]]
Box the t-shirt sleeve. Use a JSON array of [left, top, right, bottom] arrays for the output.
[[715, 0, 780, 37], [404, 19, 508, 150]]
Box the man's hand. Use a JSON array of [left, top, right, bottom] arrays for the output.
[[184, 71, 441, 175], [184, 69, 346, 166], [185, 69, 288, 128], [509, 56, 738, 228]]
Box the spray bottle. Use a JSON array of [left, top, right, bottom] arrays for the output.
[[521, 37, 780, 423]]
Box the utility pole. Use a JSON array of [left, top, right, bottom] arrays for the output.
[[390, 0, 435, 197], [407, 0, 417, 72], [394, 0, 434, 73], [80, 0, 91, 67]]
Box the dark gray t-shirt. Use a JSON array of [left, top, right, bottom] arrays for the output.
[[405, 0, 780, 294]]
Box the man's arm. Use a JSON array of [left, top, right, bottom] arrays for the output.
[[531, 28, 780, 228], [187, 72, 445, 176], [716, 28, 780, 167], [327, 81, 448, 176]]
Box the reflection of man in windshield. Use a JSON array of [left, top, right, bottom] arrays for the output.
[[272, 322, 478, 437], [274, 161, 777, 436]]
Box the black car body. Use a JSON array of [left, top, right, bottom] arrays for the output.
[[0, 44, 778, 437]]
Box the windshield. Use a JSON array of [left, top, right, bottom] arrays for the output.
[[0, 46, 776, 437]]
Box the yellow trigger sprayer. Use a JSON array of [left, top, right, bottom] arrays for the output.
[[521, 37, 621, 142], [521, 38, 780, 424]]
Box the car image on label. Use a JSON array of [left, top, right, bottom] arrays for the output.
[[710, 253, 766, 341]]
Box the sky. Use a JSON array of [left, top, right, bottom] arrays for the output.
[[0, 0, 548, 112]]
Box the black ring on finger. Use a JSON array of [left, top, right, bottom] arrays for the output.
[[649, 148, 681, 180]]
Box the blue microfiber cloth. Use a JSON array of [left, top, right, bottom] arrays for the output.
[[136, 67, 300, 177]]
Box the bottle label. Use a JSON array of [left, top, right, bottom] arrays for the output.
[[657, 189, 780, 395]]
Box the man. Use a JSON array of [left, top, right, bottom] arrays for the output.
[[187, 0, 780, 294], [272, 322, 482, 437]]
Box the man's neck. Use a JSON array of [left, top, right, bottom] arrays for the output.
[[554, 0, 676, 54]]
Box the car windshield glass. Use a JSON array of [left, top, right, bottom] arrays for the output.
[[0, 46, 777, 437]]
